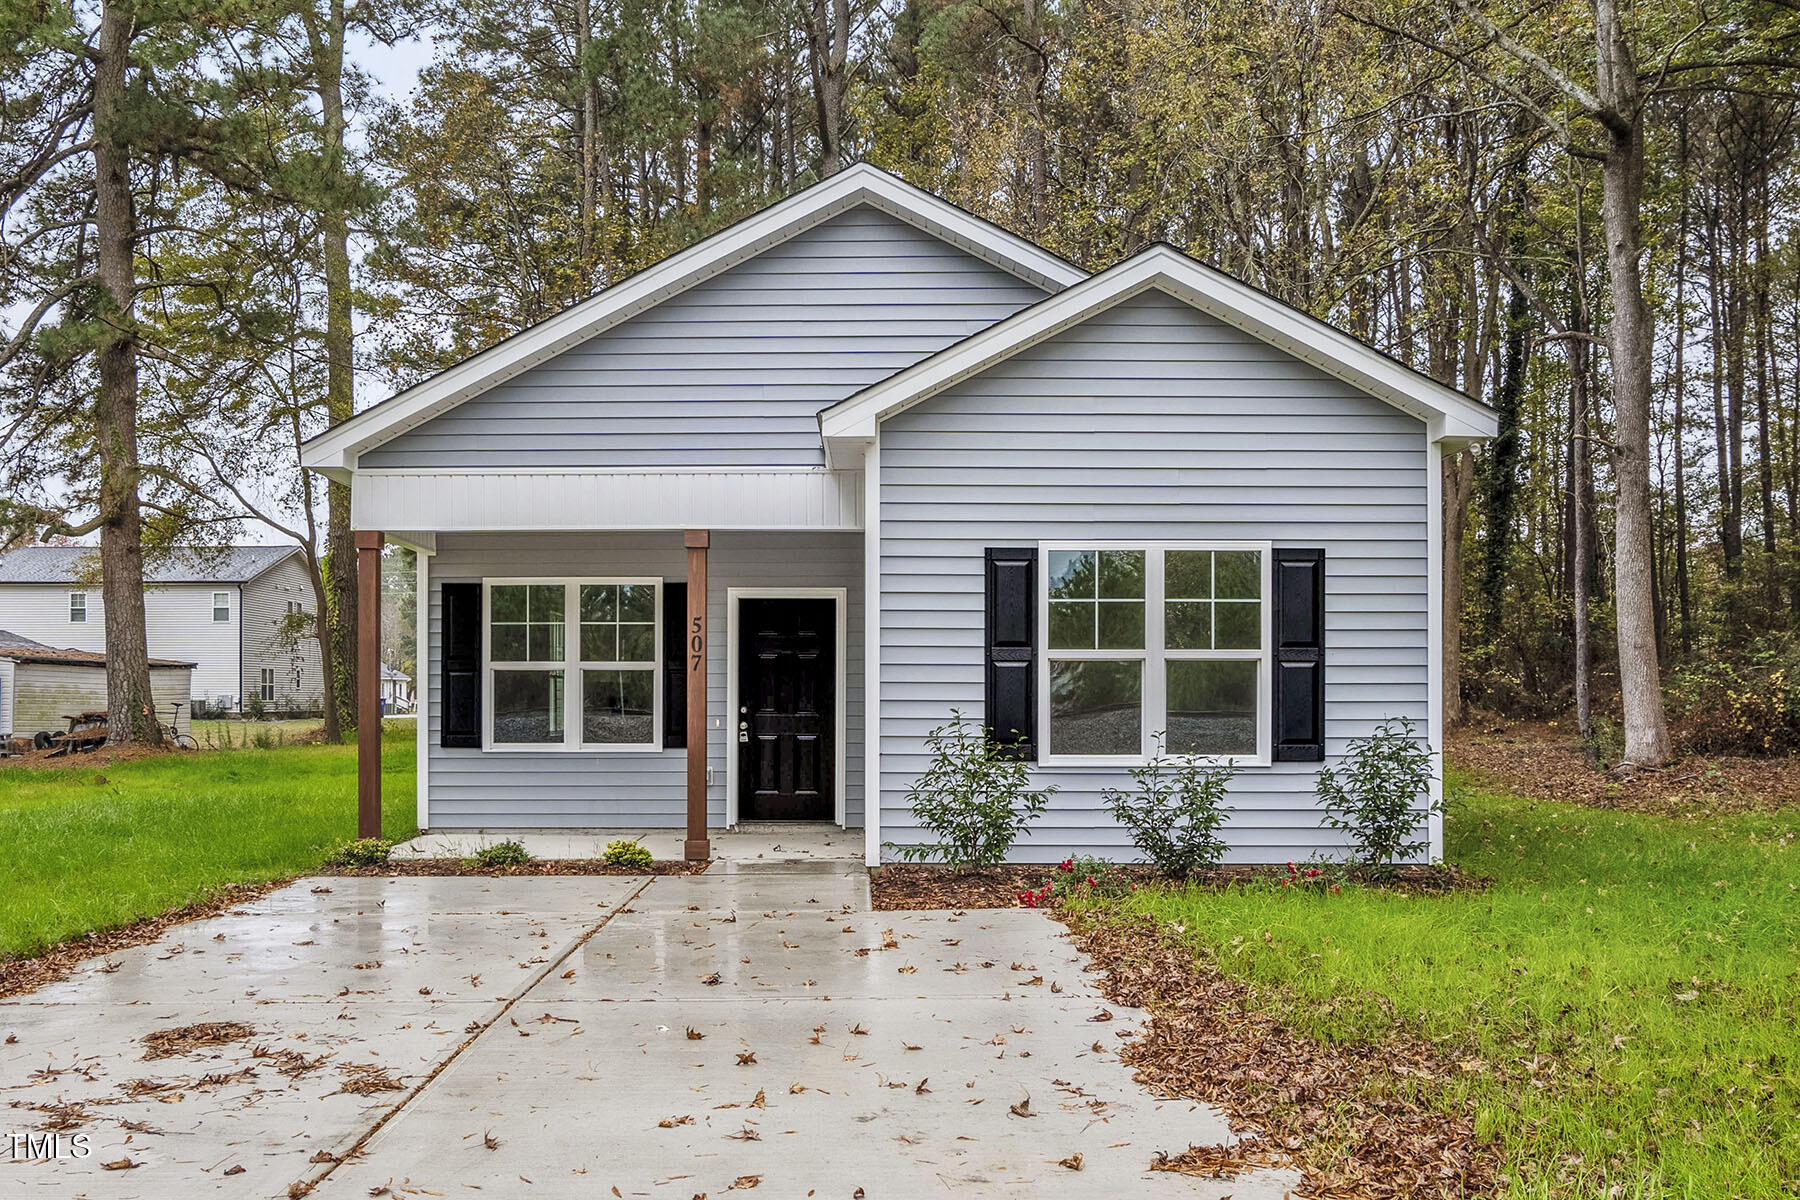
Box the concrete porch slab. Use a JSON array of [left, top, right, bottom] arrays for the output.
[[392, 821, 864, 868]]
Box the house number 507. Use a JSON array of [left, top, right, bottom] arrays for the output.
[[690, 617, 704, 672]]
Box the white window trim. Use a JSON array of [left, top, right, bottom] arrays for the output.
[[1037, 540, 1272, 768], [212, 591, 231, 622], [69, 592, 87, 622], [480, 577, 662, 753]]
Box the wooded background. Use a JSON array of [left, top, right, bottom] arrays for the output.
[[3, 0, 1798, 757]]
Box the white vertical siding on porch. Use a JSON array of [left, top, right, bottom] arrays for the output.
[[423, 531, 863, 829]]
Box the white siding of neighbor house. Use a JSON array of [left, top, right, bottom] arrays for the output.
[[423, 531, 864, 830], [0, 582, 241, 704], [876, 289, 1430, 863], [0, 658, 12, 737], [358, 207, 1050, 471], [240, 554, 325, 712], [5, 662, 192, 739]]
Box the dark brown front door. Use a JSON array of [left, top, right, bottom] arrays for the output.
[[738, 597, 834, 821]]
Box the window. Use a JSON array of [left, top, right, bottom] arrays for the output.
[[1041, 543, 1269, 764], [260, 668, 275, 702], [69, 592, 87, 623], [485, 579, 660, 750], [213, 591, 230, 622]]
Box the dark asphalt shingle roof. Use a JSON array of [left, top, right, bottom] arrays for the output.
[[0, 545, 298, 585], [0, 629, 194, 668]]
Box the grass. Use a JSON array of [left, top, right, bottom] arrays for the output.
[[0, 722, 417, 959], [190, 717, 327, 748], [1108, 770, 1800, 1199]]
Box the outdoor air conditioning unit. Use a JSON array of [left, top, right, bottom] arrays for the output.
[[216, 694, 236, 711]]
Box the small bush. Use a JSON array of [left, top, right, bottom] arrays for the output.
[[245, 697, 267, 720], [888, 709, 1057, 869], [601, 839, 654, 869], [468, 840, 531, 868], [1103, 736, 1236, 877], [1316, 716, 1436, 873], [326, 837, 393, 868], [1668, 654, 1800, 756]]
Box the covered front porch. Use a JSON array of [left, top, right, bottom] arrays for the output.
[[352, 522, 866, 862]]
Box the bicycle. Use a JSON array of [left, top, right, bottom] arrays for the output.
[[159, 701, 199, 750]]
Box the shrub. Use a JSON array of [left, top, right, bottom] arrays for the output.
[[468, 840, 531, 868], [601, 839, 654, 869], [326, 837, 393, 868], [1668, 653, 1800, 756], [1103, 736, 1236, 877], [1315, 716, 1436, 872], [888, 709, 1056, 869]]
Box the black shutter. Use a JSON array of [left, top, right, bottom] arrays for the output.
[[441, 582, 482, 748], [662, 582, 687, 748], [984, 547, 1037, 760], [1271, 548, 1325, 762]]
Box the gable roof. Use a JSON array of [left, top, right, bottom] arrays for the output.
[[0, 629, 194, 669], [0, 545, 300, 586], [820, 243, 1498, 459], [300, 164, 1087, 480]]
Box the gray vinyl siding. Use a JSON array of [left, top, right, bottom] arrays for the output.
[[424, 532, 863, 829], [361, 207, 1049, 470], [240, 554, 325, 712], [877, 288, 1430, 863]]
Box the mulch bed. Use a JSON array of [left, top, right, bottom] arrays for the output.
[[1062, 911, 1499, 1200], [871, 862, 1478, 910], [1452, 717, 1800, 814], [0, 878, 293, 1001], [323, 858, 708, 877]]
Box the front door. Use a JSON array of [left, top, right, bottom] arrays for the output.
[[738, 597, 834, 821]]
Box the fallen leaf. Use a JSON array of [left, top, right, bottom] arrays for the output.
[[727, 1174, 761, 1189], [914, 1077, 931, 1094], [224, 1165, 246, 1176], [1057, 1152, 1084, 1171], [102, 1158, 138, 1170], [686, 1027, 706, 1040], [750, 1089, 766, 1109], [484, 1130, 500, 1150], [736, 1051, 757, 1066], [658, 1116, 694, 1128], [1009, 1097, 1034, 1118], [727, 1125, 761, 1141], [1087, 1009, 1114, 1023]]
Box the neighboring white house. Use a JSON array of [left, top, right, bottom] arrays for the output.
[[380, 663, 413, 711], [0, 545, 324, 714], [0, 629, 194, 744], [301, 164, 1497, 864]]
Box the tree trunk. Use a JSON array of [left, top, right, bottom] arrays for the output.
[[93, 0, 160, 747], [1570, 325, 1593, 746], [808, 0, 849, 176], [307, 0, 359, 737], [1595, 0, 1671, 765]]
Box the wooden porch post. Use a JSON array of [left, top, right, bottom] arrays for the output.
[[356, 530, 383, 840], [684, 530, 710, 861]]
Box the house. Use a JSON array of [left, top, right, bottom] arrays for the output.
[[301, 164, 1497, 865], [0, 630, 194, 747], [0, 545, 324, 715], [380, 664, 414, 711]]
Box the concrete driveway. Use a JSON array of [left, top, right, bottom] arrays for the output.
[[1, 863, 1297, 1199]]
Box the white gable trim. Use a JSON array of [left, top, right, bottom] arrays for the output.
[[300, 165, 1085, 479], [818, 244, 1498, 461]]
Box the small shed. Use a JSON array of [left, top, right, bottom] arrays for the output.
[[0, 630, 195, 746], [379, 663, 413, 711]]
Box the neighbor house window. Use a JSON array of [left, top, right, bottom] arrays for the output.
[[213, 591, 230, 622], [69, 592, 87, 622], [1042, 543, 1269, 764], [485, 579, 659, 750], [260, 668, 275, 702]]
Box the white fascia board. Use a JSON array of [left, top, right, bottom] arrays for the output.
[[819, 245, 1500, 445], [300, 164, 1086, 475]]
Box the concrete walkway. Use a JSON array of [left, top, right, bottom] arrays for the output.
[[1, 865, 1297, 1199]]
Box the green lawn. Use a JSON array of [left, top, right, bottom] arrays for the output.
[[0, 723, 417, 959], [1111, 770, 1800, 1199]]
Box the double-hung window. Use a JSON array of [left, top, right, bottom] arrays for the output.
[[213, 591, 231, 622], [485, 579, 660, 750], [1041, 543, 1270, 764], [69, 592, 87, 623]]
